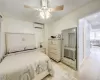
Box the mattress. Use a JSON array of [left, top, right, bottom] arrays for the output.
[[0, 50, 53, 80]]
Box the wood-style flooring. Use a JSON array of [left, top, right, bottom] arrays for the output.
[[80, 47, 100, 80]]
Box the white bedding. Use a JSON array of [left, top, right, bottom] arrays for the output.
[[0, 50, 53, 80]]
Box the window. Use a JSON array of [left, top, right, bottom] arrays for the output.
[[90, 32, 95, 40], [96, 31, 100, 39], [90, 31, 100, 40]]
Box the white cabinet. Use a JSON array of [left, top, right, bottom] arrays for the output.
[[48, 39, 61, 62]]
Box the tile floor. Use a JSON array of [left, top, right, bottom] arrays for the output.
[[43, 47, 100, 80], [80, 47, 100, 80], [43, 60, 78, 80]]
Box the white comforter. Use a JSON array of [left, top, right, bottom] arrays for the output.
[[0, 50, 53, 80]]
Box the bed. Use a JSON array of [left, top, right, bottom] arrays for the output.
[[0, 33, 53, 80]]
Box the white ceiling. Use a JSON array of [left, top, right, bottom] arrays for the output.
[[0, 0, 94, 23], [86, 12, 100, 29]]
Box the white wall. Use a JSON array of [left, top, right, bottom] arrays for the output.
[[78, 18, 91, 69], [78, 19, 84, 69], [0, 17, 44, 60], [3, 18, 34, 33], [83, 19, 91, 59], [47, 0, 100, 37], [44, 24, 49, 55], [47, 0, 100, 70]]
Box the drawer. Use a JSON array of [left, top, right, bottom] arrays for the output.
[[49, 44, 57, 48], [49, 49, 60, 55], [48, 40, 58, 45], [49, 52, 57, 56], [48, 45, 60, 50], [49, 52, 61, 62]]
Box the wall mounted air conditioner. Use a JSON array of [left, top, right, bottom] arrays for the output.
[[34, 22, 44, 29]]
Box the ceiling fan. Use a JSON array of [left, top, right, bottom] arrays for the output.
[[24, 0, 64, 19]]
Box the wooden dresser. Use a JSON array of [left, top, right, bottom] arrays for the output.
[[48, 39, 61, 62]]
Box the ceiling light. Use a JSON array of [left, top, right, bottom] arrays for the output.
[[40, 10, 51, 19]]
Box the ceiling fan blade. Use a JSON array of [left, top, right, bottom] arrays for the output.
[[24, 5, 40, 11], [24, 5, 32, 8], [50, 5, 64, 12]]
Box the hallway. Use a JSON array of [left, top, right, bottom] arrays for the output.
[[80, 47, 100, 80]]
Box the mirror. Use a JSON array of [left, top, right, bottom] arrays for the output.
[[61, 27, 77, 70]]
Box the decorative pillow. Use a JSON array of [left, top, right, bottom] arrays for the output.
[[25, 45, 36, 50], [7, 46, 24, 53]]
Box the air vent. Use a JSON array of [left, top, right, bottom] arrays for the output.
[[34, 22, 44, 29]]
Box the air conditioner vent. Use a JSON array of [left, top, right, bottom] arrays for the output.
[[34, 22, 44, 29]]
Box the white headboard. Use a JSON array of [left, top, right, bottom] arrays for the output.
[[5, 33, 36, 53]]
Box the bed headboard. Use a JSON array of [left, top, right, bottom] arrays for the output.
[[5, 33, 36, 53]]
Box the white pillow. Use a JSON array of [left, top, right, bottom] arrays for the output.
[[25, 45, 36, 50], [7, 46, 24, 53]]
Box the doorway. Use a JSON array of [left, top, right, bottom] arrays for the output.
[[90, 30, 100, 54], [79, 12, 100, 80]]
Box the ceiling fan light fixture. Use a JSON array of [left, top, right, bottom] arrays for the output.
[[40, 10, 51, 19], [24, 0, 64, 20]]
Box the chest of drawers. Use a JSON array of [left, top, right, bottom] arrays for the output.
[[48, 39, 61, 62]]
